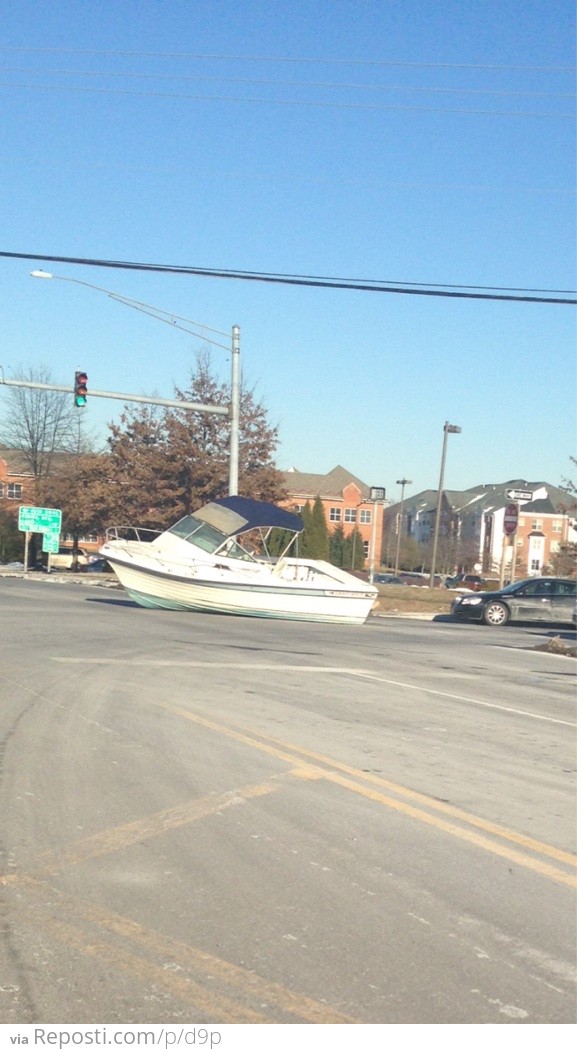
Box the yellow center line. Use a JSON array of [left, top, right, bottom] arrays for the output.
[[146, 698, 577, 887], [10, 875, 357, 1024]]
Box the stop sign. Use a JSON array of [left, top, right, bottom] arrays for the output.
[[503, 503, 519, 536]]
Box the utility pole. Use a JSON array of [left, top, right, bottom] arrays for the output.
[[393, 478, 412, 576], [429, 422, 461, 588], [229, 325, 240, 496]]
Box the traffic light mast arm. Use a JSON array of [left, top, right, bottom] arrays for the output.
[[0, 374, 230, 414]]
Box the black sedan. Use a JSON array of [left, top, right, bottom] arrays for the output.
[[450, 576, 576, 627]]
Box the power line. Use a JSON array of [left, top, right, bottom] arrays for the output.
[[1, 65, 574, 99], [2, 251, 575, 304], [1, 47, 575, 73], [0, 82, 572, 118]]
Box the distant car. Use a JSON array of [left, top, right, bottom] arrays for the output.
[[397, 572, 427, 586], [451, 577, 577, 627], [398, 572, 442, 588], [445, 573, 486, 591], [572, 602, 577, 629], [373, 573, 408, 585], [48, 547, 104, 572]]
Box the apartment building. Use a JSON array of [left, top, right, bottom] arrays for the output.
[[384, 479, 576, 576]]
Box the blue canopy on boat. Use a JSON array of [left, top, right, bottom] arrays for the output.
[[209, 496, 304, 536]]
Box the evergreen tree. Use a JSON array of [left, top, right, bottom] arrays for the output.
[[299, 501, 316, 556], [329, 522, 346, 567], [343, 526, 366, 569], [311, 496, 330, 560], [299, 497, 330, 558], [0, 507, 24, 564]]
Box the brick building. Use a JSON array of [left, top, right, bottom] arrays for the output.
[[0, 447, 35, 508], [280, 465, 386, 567], [0, 446, 101, 555]]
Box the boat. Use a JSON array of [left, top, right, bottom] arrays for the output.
[[99, 495, 377, 625]]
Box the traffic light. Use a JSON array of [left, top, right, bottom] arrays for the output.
[[74, 371, 88, 407]]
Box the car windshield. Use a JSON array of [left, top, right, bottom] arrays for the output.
[[498, 579, 560, 595]]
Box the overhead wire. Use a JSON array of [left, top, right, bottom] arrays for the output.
[[0, 65, 574, 99], [2, 251, 575, 304], [1, 47, 575, 73]]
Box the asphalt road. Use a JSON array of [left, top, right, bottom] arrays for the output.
[[0, 576, 575, 1025]]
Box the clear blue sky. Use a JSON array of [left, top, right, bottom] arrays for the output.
[[1, 0, 575, 500]]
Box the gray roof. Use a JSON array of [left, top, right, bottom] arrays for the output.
[[282, 465, 371, 500], [386, 480, 574, 517], [0, 446, 34, 475], [526, 497, 558, 515]]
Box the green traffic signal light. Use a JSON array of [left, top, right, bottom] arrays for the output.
[[74, 371, 88, 407]]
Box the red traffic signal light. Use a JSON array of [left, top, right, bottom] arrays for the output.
[[74, 371, 88, 407]]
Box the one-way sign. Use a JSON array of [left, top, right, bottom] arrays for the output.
[[506, 488, 533, 502]]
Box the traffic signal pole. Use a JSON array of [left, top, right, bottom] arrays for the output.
[[0, 374, 230, 415], [28, 271, 240, 495]]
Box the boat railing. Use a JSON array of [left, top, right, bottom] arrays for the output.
[[104, 525, 162, 543]]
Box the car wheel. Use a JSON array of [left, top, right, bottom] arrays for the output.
[[482, 601, 509, 627]]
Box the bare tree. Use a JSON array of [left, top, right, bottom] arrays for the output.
[[0, 365, 97, 476]]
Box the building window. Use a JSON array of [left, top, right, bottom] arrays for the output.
[[7, 484, 23, 500], [530, 558, 541, 571], [363, 541, 369, 557], [344, 509, 357, 523], [64, 531, 99, 543], [359, 509, 371, 524], [329, 507, 341, 522], [293, 504, 305, 514], [0, 482, 4, 498], [552, 520, 562, 533], [531, 519, 543, 531], [550, 541, 560, 553]]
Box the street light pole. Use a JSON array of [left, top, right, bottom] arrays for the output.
[[30, 270, 241, 496], [429, 422, 461, 588], [393, 478, 412, 577], [229, 324, 240, 496]]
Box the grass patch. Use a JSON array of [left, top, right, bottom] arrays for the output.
[[372, 584, 454, 616]]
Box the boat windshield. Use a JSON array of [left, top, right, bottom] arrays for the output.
[[166, 514, 257, 561], [167, 515, 226, 554]]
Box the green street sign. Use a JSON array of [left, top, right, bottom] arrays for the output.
[[42, 532, 60, 554], [18, 506, 62, 534]]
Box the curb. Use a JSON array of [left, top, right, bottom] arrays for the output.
[[0, 569, 120, 588]]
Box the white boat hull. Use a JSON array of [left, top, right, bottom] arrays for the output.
[[104, 554, 376, 625]]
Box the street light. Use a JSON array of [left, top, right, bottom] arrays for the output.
[[30, 270, 240, 496], [429, 422, 461, 588], [393, 478, 412, 577]]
